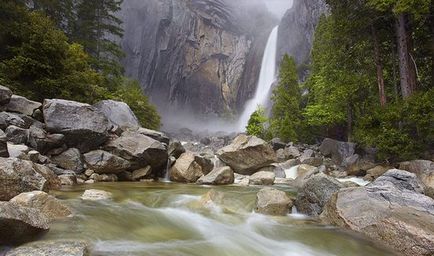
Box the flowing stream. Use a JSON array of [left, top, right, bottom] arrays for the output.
[[238, 26, 279, 131], [44, 182, 395, 256]]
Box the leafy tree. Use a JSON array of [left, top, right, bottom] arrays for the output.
[[270, 55, 302, 142], [246, 106, 268, 139]]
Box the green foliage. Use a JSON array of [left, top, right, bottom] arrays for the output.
[[246, 106, 269, 139], [270, 55, 302, 142]]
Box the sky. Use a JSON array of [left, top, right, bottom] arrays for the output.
[[263, 0, 294, 19]]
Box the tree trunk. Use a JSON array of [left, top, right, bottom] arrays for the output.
[[395, 13, 416, 99], [371, 25, 386, 107], [431, 3, 434, 88]]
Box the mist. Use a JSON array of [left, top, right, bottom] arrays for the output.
[[263, 0, 294, 19]]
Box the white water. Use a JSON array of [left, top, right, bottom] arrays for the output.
[[337, 177, 370, 187], [285, 165, 299, 179], [237, 26, 279, 131]]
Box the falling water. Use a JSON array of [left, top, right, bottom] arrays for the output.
[[237, 26, 279, 131]]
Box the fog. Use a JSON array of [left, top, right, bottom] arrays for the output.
[[263, 0, 294, 19]]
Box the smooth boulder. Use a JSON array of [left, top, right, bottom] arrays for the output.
[[197, 166, 234, 185], [83, 150, 130, 174], [43, 99, 109, 152], [0, 201, 49, 245], [249, 171, 275, 185], [321, 169, 434, 256], [216, 134, 277, 175], [6, 240, 89, 256], [255, 187, 292, 216], [81, 189, 113, 201], [170, 152, 204, 183], [94, 100, 140, 131]]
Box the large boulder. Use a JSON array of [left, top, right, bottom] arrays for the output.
[[51, 148, 84, 174], [5, 125, 28, 144], [197, 166, 234, 185], [10, 191, 71, 222], [399, 160, 434, 198], [0, 201, 49, 245], [0, 85, 12, 105], [83, 150, 131, 174], [321, 169, 434, 256], [170, 152, 204, 183], [255, 187, 293, 216], [6, 240, 89, 256], [295, 173, 344, 216], [0, 158, 60, 201], [27, 125, 65, 154], [43, 99, 109, 152], [249, 171, 275, 185], [94, 100, 140, 132], [104, 130, 168, 171], [5, 95, 42, 116], [216, 134, 277, 175], [319, 138, 356, 165]]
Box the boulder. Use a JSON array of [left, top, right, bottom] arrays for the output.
[[0, 85, 12, 105], [51, 148, 84, 174], [0, 201, 49, 245], [10, 191, 71, 221], [194, 154, 214, 175], [6, 240, 89, 256], [321, 169, 434, 256], [132, 166, 152, 181], [94, 100, 140, 132], [0, 158, 59, 201], [0, 129, 9, 157], [295, 173, 344, 216], [249, 171, 275, 185], [216, 134, 277, 175], [170, 152, 204, 183], [137, 128, 170, 145], [286, 146, 301, 159], [28, 125, 65, 154], [83, 150, 130, 174], [168, 140, 186, 159], [364, 165, 390, 181], [58, 174, 77, 186], [5, 125, 28, 144], [197, 166, 234, 185], [80, 189, 112, 201], [0, 112, 26, 130], [255, 187, 293, 216], [293, 164, 319, 188], [299, 149, 314, 162], [319, 138, 356, 165], [43, 99, 109, 152], [5, 95, 42, 116], [399, 160, 434, 198], [104, 130, 168, 171], [270, 138, 286, 151], [301, 157, 323, 167]]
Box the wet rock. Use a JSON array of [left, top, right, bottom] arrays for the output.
[[132, 166, 152, 181], [0, 201, 49, 245], [94, 100, 140, 132], [0, 158, 59, 201], [10, 191, 71, 221], [6, 240, 89, 256], [43, 99, 109, 152], [170, 152, 204, 183], [5, 126, 28, 144], [0, 85, 12, 105], [51, 148, 84, 174], [255, 187, 292, 216], [321, 169, 434, 256], [5, 95, 41, 116], [116, 171, 133, 181], [168, 140, 186, 159], [81, 189, 112, 201], [319, 138, 356, 165], [104, 130, 168, 171], [83, 150, 130, 174], [216, 134, 276, 175], [295, 173, 344, 216], [197, 166, 234, 185], [399, 160, 434, 198], [249, 171, 275, 185]]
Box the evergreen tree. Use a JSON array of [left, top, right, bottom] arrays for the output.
[[246, 106, 268, 139]]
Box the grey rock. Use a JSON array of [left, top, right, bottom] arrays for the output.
[[43, 99, 109, 152], [5, 125, 28, 144], [6, 240, 89, 256], [194, 154, 214, 175], [132, 166, 152, 181], [170, 152, 204, 183], [28, 125, 65, 154], [399, 160, 434, 198], [51, 148, 84, 174], [197, 166, 234, 185], [293, 164, 319, 188], [319, 138, 356, 165], [0, 129, 9, 157], [83, 150, 130, 174], [0, 85, 12, 105], [94, 100, 140, 132], [168, 140, 186, 159], [249, 171, 275, 185], [7, 143, 30, 159], [301, 157, 323, 167], [0, 112, 25, 130], [270, 138, 286, 151], [137, 128, 170, 145], [255, 187, 293, 216], [5, 95, 41, 116]]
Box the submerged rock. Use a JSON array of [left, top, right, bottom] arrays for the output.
[[321, 169, 434, 256], [0, 201, 49, 245], [255, 187, 292, 216], [6, 240, 89, 256], [81, 189, 113, 201], [216, 134, 276, 175], [197, 166, 234, 185]]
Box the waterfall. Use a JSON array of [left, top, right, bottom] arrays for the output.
[[237, 26, 279, 131]]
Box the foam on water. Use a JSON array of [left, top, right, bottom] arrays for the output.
[[337, 177, 370, 186]]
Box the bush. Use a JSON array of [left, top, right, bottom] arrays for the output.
[[246, 106, 270, 139]]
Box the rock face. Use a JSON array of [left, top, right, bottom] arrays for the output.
[[170, 152, 204, 183], [0, 201, 49, 245], [94, 100, 140, 131], [43, 99, 109, 152], [321, 169, 434, 256], [216, 135, 277, 175], [0, 158, 59, 201], [10, 191, 71, 221], [295, 173, 344, 216], [6, 240, 89, 256], [83, 150, 131, 174], [119, 0, 276, 119], [197, 166, 234, 185], [277, 0, 327, 71], [255, 187, 292, 216]]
